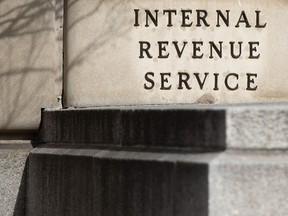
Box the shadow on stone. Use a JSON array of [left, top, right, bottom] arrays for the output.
[[27, 150, 210, 216], [40, 108, 226, 151], [13, 158, 28, 216]]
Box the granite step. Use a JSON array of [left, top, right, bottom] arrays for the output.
[[27, 145, 210, 216], [27, 145, 288, 216], [40, 104, 288, 150]]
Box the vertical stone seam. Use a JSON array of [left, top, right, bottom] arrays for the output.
[[62, 0, 70, 108], [51, 0, 64, 109], [171, 161, 177, 216], [119, 109, 123, 146], [225, 108, 229, 149]]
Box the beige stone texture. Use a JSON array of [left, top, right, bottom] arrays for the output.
[[0, 148, 30, 216], [65, 0, 288, 106], [210, 151, 288, 216], [0, 0, 62, 130], [226, 104, 288, 149]]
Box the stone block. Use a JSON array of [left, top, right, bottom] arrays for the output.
[[0, 147, 30, 216], [209, 151, 288, 216], [226, 104, 288, 149], [27, 146, 288, 216], [120, 109, 225, 149], [0, 0, 62, 130], [40, 108, 121, 144], [28, 146, 210, 216], [40, 104, 288, 150], [65, 0, 288, 107], [40, 107, 226, 150]]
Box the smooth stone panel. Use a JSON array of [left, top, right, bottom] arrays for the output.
[[0, 0, 62, 130], [65, 0, 288, 106]]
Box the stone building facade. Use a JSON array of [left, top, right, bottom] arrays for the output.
[[1, 1, 288, 215]]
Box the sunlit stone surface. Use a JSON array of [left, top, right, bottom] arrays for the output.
[[0, 0, 62, 130], [65, 0, 288, 106]]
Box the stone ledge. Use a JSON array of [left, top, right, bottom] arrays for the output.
[[40, 103, 288, 150], [28, 146, 288, 216], [40, 106, 226, 150]]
